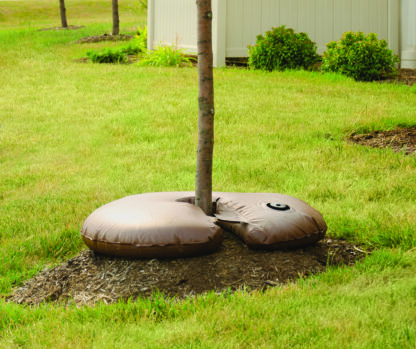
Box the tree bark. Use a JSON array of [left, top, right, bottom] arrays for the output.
[[195, 0, 214, 216], [112, 0, 120, 36], [59, 0, 68, 28]]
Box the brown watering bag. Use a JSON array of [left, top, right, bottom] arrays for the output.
[[81, 192, 327, 258]]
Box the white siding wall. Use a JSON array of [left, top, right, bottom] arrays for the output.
[[401, 0, 416, 68], [148, 0, 197, 52], [148, 0, 402, 67], [224, 0, 398, 56]]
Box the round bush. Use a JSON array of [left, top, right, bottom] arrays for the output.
[[248, 26, 319, 72], [86, 48, 127, 64], [321, 31, 399, 81]]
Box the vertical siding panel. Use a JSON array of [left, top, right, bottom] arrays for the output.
[[280, 0, 298, 29], [177, 0, 195, 47], [244, 0, 262, 48], [351, 0, 360, 31], [174, 2, 180, 45], [389, 0, 400, 54], [154, 0, 165, 43], [147, 0, 154, 49], [188, 0, 197, 48], [315, 0, 334, 53], [154, 0, 167, 43], [351, 0, 390, 37], [153, 0, 196, 51], [226, 0, 244, 56], [375, 0, 389, 40], [261, 0, 280, 33], [298, 0, 316, 41], [359, 0, 370, 31], [153, 0, 160, 42], [212, 0, 227, 66], [333, 0, 352, 39]]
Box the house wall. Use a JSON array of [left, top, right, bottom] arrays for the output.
[[401, 0, 416, 68], [148, 0, 197, 52], [224, 0, 398, 56], [148, 0, 412, 68]]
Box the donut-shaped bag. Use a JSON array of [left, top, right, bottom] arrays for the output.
[[81, 192, 327, 258]]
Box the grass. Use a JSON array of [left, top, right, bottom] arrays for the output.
[[1, 0, 416, 347], [0, 0, 142, 29]]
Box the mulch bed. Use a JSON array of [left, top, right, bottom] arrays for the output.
[[384, 68, 416, 86], [38, 25, 84, 31], [6, 232, 369, 306], [349, 126, 416, 155], [75, 34, 134, 44]]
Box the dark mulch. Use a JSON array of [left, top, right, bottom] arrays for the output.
[[383, 68, 416, 86], [349, 126, 416, 155], [38, 25, 84, 31], [6, 232, 369, 306], [75, 34, 134, 44]]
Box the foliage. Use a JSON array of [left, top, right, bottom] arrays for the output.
[[86, 47, 128, 63], [120, 39, 143, 55], [86, 32, 147, 63], [135, 25, 147, 51], [321, 31, 399, 81], [248, 25, 319, 71], [138, 0, 147, 9], [138, 45, 195, 67]]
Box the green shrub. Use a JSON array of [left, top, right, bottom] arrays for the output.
[[248, 25, 319, 71], [86, 32, 147, 64], [138, 0, 147, 9], [117, 28, 147, 56], [321, 31, 399, 81], [138, 45, 195, 67], [119, 44, 139, 56], [120, 41, 142, 55], [135, 25, 147, 51], [86, 48, 127, 63]]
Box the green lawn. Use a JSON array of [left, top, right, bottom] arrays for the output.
[[1, 1, 415, 347]]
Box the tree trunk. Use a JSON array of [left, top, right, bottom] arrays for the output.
[[59, 0, 68, 28], [112, 0, 120, 36], [195, 0, 214, 216]]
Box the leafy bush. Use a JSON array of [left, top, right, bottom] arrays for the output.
[[119, 45, 139, 56], [321, 31, 399, 81], [119, 28, 147, 55], [120, 41, 142, 55], [86, 27, 192, 67], [138, 0, 147, 9], [248, 25, 319, 71], [86, 48, 127, 64], [86, 31, 147, 64], [135, 25, 147, 52], [138, 45, 195, 67]]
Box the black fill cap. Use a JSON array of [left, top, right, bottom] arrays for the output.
[[267, 203, 290, 211]]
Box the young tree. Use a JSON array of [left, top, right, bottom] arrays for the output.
[[59, 0, 68, 28], [195, 0, 214, 216], [112, 0, 120, 35]]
